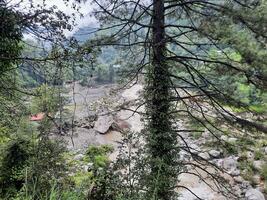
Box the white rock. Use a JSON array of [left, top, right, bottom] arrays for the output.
[[198, 152, 210, 160], [209, 150, 221, 158], [253, 160, 264, 171], [94, 115, 114, 134], [222, 156, 238, 171], [241, 181, 252, 190], [264, 147, 267, 154], [247, 151, 254, 160], [220, 135, 228, 141], [245, 189, 265, 200], [74, 154, 84, 160], [230, 169, 240, 176], [234, 176, 244, 183], [228, 137, 238, 143], [189, 143, 200, 153], [84, 163, 94, 171]]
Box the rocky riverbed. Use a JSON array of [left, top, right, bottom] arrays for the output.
[[55, 82, 266, 200]]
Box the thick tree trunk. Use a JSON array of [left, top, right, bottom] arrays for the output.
[[146, 1, 177, 199]]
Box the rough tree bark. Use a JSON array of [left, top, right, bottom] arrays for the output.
[[146, 1, 177, 199]]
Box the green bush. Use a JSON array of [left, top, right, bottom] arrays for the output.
[[86, 145, 113, 161], [25, 138, 68, 198], [260, 164, 267, 180], [84, 145, 114, 169], [84, 145, 115, 200], [94, 155, 109, 168], [0, 137, 33, 197], [239, 159, 258, 186], [0, 135, 69, 199], [72, 171, 93, 187], [254, 150, 264, 160], [61, 189, 86, 200], [224, 144, 238, 155], [0, 126, 10, 144], [14, 181, 86, 200]]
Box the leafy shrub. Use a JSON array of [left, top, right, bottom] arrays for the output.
[[0, 137, 33, 197], [254, 150, 264, 160], [260, 164, 267, 180], [239, 159, 258, 186], [224, 143, 238, 155], [0, 126, 10, 144], [25, 138, 68, 197], [61, 189, 86, 200], [14, 181, 86, 200], [72, 171, 93, 187], [0, 136, 69, 199], [85, 145, 114, 168], [84, 145, 115, 200]]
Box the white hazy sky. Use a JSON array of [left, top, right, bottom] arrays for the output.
[[10, 0, 98, 38]]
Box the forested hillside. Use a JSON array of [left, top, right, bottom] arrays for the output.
[[0, 0, 266, 200]]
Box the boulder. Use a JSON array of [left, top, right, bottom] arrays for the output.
[[230, 169, 240, 176], [189, 143, 200, 153], [234, 176, 244, 183], [241, 181, 251, 190], [198, 152, 210, 160], [209, 150, 221, 158], [247, 151, 254, 160], [220, 135, 228, 141], [222, 156, 238, 172], [253, 160, 264, 171], [245, 189, 265, 200], [94, 115, 114, 134]]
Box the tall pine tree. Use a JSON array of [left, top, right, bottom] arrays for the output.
[[86, 0, 267, 199]]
